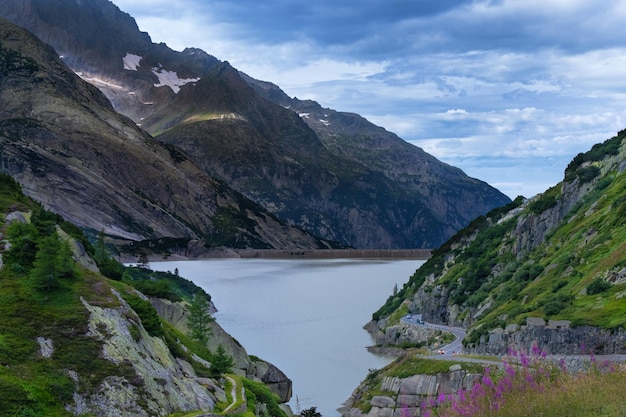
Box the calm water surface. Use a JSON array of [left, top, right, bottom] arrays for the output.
[[151, 258, 424, 417]]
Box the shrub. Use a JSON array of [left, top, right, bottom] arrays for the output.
[[576, 165, 601, 183], [0, 378, 39, 416], [528, 194, 557, 214], [586, 278, 611, 295], [242, 378, 288, 417], [123, 294, 163, 337], [540, 293, 573, 316]]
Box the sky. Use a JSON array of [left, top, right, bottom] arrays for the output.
[[111, 0, 626, 199]]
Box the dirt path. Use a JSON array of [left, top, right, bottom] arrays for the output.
[[222, 375, 242, 413]]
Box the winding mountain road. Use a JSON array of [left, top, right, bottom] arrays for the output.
[[401, 314, 466, 356], [400, 314, 626, 367]]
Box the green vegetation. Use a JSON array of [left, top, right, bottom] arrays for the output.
[[424, 350, 626, 417], [121, 265, 211, 303], [210, 345, 234, 376], [564, 130, 624, 181], [386, 356, 484, 379], [242, 378, 288, 417], [370, 130, 626, 411], [0, 180, 258, 415], [300, 406, 322, 417], [122, 293, 164, 337], [375, 133, 626, 348], [187, 292, 215, 345]]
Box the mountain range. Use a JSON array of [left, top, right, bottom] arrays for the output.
[[0, 0, 510, 250], [0, 15, 337, 253]]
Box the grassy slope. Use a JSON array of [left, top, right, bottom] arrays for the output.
[[374, 131, 626, 343], [0, 174, 286, 416], [351, 131, 626, 417]]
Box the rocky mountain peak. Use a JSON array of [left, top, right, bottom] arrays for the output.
[[0, 18, 334, 250], [1, 0, 511, 249]]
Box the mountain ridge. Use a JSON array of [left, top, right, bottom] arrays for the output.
[[0, 18, 334, 251], [0, 0, 511, 249]]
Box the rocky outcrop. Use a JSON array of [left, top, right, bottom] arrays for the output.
[[251, 360, 293, 403], [149, 296, 293, 403], [76, 290, 223, 416], [367, 322, 443, 348], [341, 365, 481, 417], [470, 318, 626, 356]]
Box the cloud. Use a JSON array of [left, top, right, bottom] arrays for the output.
[[110, 0, 626, 199]]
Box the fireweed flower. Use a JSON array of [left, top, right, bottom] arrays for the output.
[[531, 343, 541, 356], [504, 362, 516, 377], [401, 403, 410, 417], [519, 351, 530, 367]]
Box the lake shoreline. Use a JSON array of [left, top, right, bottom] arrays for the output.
[[125, 248, 432, 263]]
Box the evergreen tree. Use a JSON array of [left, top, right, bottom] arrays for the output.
[[4, 221, 38, 273], [56, 238, 75, 279], [30, 234, 62, 290], [210, 344, 234, 376], [93, 231, 123, 280], [301, 406, 322, 417], [187, 292, 214, 345]]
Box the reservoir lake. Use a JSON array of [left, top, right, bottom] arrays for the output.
[[151, 258, 425, 417]]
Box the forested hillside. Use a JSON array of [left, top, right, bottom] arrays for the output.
[[0, 173, 291, 416], [370, 130, 626, 354]]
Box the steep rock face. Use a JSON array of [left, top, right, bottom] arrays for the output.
[[149, 63, 509, 249], [470, 318, 626, 356], [0, 19, 331, 249], [149, 296, 293, 402], [341, 366, 481, 417], [0, 0, 219, 121], [77, 292, 221, 416], [1, 0, 511, 249]]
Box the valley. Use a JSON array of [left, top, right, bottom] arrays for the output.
[[0, 1, 624, 416]]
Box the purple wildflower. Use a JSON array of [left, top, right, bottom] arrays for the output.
[[520, 351, 530, 367], [532, 343, 541, 356], [401, 403, 410, 417]]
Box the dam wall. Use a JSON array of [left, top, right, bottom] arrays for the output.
[[233, 249, 432, 259]]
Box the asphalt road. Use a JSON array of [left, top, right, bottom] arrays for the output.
[[401, 315, 626, 366], [401, 314, 466, 356]]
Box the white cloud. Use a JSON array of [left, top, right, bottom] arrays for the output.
[[108, 0, 626, 200]]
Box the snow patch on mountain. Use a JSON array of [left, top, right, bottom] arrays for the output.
[[151, 66, 200, 93], [123, 53, 142, 71]]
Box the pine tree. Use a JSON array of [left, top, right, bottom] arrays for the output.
[[30, 234, 62, 291], [56, 239, 75, 278], [210, 344, 234, 376], [301, 406, 322, 417], [187, 292, 214, 345], [4, 221, 39, 273]]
